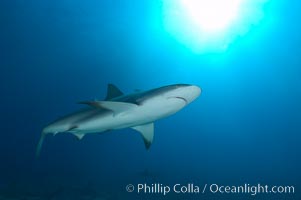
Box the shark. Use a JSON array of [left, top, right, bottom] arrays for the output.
[[36, 84, 201, 157]]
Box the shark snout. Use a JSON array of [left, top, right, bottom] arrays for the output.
[[183, 85, 201, 104]]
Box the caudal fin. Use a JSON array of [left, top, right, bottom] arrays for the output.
[[36, 132, 46, 157]]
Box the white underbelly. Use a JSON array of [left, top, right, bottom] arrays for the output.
[[80, 97, 186, 133]]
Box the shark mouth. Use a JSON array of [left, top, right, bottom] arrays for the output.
[[171, 96, 188, 105]]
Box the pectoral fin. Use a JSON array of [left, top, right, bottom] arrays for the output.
[[132, 123, 154, 149], [79, 101, 137, 115]]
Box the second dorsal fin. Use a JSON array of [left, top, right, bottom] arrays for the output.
[[105, 84, 124, 100]]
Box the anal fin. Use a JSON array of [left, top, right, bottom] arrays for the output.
[[73, 133, 85, 140]]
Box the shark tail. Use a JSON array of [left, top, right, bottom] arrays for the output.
[[36, 131, 46, 158]]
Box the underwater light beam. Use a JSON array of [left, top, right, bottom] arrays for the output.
[[180, 0, 241, 33], [163, 0, 268, 53]]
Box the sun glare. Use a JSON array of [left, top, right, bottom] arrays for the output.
[[163, 0, 268, 53], [180, 0, 241, 32]]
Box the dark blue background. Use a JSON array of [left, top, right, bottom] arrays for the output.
[[0, 0, 300, 199]]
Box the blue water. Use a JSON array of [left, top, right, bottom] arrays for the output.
[[0, 0, 300, 199]]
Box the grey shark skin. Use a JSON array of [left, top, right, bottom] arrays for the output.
[[36, 84, 201, 157]]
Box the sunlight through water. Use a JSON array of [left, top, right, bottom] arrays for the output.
[[163, 0, 269, 53]]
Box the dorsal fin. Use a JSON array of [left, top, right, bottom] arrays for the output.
[[105, 84, 124, 100]]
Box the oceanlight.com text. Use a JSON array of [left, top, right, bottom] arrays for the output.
[[209, 183, 295, 196]]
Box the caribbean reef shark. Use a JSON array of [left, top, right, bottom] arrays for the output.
[[36, 84, 201, 156]]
